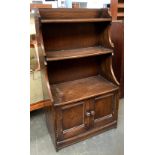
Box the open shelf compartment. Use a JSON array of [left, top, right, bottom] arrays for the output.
[[51, 75, 118, 106], [46, 46, 113, 61], [39, 8, 111, 23]]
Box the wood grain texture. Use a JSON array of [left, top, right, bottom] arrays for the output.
[[111, 21, 124, 98], [34, 8, 120, 151], [62, 104, 84, 130], [59, 101, 88, 140], [100, 25, 114, 49], [46, 46, 112, 61], [42, 22, 110, 51], [94, 94, 113, 119], [45, 105, 57, 149], [51, 75, 118, 106], [41, 18, 111, 23], [39, 8, 111, 19], [99, 55, 119, 86], [47, 57, 100, 84]]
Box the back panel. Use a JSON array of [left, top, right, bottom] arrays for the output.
[[47, 56, 101, 84], [42, 22, 108, 51]]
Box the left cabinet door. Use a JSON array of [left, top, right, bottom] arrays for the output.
[[56, 100, 89, 141]]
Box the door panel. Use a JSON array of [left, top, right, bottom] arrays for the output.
[[62, 104, 83, 130], [57, 101, 88, 140], [94, 94, 113, 119], [56, 93, 118, 141], [92, 93, 116, 127]]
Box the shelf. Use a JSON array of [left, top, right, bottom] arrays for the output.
[[41, 18, 111, 23], [118, 3, 124, 8], [51, 75, 118, 106], [46, 46, 113, 61]]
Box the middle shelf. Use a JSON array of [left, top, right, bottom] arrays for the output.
[[41, 18, 111, 23], [51, 75, 118, 106], [46, 46, 113, 61]]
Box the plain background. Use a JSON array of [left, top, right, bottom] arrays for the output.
[[0, 0, 155, 155]]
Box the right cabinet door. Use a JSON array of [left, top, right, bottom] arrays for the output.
[[91, 92, 118, 128]]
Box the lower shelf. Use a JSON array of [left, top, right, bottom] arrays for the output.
[[51, 75, 118, 105]]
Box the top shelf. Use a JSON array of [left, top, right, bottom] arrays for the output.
[[41, 18, 111, 23], [39, 8, 111, 23]]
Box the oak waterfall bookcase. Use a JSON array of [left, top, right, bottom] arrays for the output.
[[34, 8, 119, 151]]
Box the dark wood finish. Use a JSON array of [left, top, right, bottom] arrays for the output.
[[51, 75, 118, 106], [41, 18, 111, 23], [39, 8, 111, 19], [34, 8, 119, 151], [47, 57, 100, 84], [41, 22, 110, 51], [111, 21, 124, 98], [46, 46, 112, 61], [93, 93, 119, 128], [110, 0, 124, 98]]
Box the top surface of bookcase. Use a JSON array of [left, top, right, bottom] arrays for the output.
[[39, 8, 112, 23]]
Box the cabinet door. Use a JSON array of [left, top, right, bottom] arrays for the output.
[[91, 93, 118, 128], [56, 100, 89, 140]]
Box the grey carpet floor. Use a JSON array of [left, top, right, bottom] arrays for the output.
[[30, 99, 124, 155]]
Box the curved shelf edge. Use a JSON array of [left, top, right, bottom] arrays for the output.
[[100, 56, 119, 86], [109, 57, 120, 86], [100, 25, 114, 49]]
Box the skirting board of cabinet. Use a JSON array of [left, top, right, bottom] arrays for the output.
[[56, 121, 117, 151]]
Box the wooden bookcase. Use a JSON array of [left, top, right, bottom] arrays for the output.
[[35, 8, 119, 151]]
